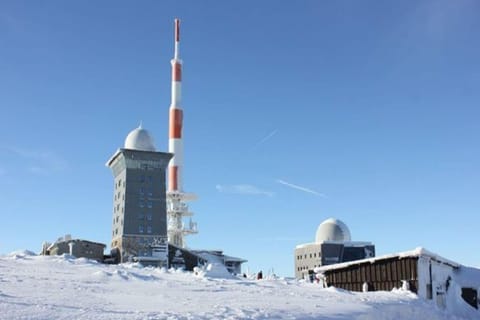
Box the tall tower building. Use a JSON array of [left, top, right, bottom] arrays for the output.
[[167, 18, 198, 248], [107, 126, 172, 265]]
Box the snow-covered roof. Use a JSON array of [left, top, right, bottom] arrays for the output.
[[223, 255, 248, 263], [314, 247, 460, 273], [190, 250, 247, 264], [47, 239, 106, 251]]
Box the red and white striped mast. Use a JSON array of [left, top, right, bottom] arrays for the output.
[[168, 18, 183, 192], [167, 18, 197, 248]]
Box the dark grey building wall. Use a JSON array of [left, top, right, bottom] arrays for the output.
[[107, 148, 172, 262]]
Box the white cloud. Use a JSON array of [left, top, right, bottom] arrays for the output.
[[216, 184, 274, 197], [8, 147, 68, 175], [28, 166, 49, 175], [276, 179, 326, 197]]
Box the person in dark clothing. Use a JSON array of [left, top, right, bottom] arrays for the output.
[[257, 270, 263, 280]]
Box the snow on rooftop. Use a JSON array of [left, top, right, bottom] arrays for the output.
[[315, 247, 461, 273]]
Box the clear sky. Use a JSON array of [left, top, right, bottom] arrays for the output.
[[1, 0, 479, 277]]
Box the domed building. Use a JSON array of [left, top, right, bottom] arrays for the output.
[[106, 126, 173, 265], [294, 218, 375, 280], [124, 126, 156, 152]]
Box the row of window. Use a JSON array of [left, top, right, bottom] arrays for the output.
[[114, 204, 124, 213], [296, 252, 321, 260], [139, 187, 154, 196], [138, 175, 154, 184], [138, 213, 153, 221], [139, 201, 153, 208], [113, 224, 154, 236], [296, 264, 320, 272], [138, 225, 153, 234]]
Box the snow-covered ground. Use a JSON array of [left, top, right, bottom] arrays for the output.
[[0, 251, 476, 319]]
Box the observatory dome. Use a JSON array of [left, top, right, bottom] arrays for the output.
[[124, 126, 156, 151], [315, 218, 351, 243]]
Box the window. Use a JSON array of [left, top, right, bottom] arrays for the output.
[[139, 175, 145, 183], [138, 213, 144, 220], [146, 213, 152, 221], [147, 201, 153, 208], [139, 225, 144, 233], [139, 187, 144, 195], [147, 226, 152, 234], [139, 201, 145, 208], [115, 228, 118, 235], [116, 204, 120, 211]]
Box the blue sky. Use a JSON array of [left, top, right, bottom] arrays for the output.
[[1, 0, 479, 276]]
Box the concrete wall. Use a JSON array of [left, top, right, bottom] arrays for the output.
[[49, 240, 105, 262], [295, 243, 322, 279]]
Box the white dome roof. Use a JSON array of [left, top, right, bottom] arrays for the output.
[[124, 126, 156, 151], [315, 218, 351, 243]]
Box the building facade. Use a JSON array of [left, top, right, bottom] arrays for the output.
[[45, 236, 106, 262], [294, 218, 375, 279], [107, 126, 172, 266]]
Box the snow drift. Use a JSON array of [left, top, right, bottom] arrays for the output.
[[0, 251, 477, 319]]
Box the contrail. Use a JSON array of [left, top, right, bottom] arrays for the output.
[[276, 179, 326, 197], [252, 129, 278, 149], [216, 184, 274, 197]]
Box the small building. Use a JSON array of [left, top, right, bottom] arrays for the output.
[[191, 250, 247, 275], [294, 218, 375, 280], [166, 245, 247, 275], [315, 247, 480, 313], [44, 235, 106, 262]]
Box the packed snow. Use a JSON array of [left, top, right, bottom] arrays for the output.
[[0, 251, 477, 319]]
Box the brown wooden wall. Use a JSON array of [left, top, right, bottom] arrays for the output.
[[323, 257, 419, 293]]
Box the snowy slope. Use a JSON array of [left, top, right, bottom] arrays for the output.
[[0, 251, 475, 320]]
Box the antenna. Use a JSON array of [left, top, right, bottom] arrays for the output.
[[174, 18, 180, 60]]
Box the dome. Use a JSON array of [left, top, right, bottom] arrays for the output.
[[124, 126, 156, 151], [315, 218, 351, 243]]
